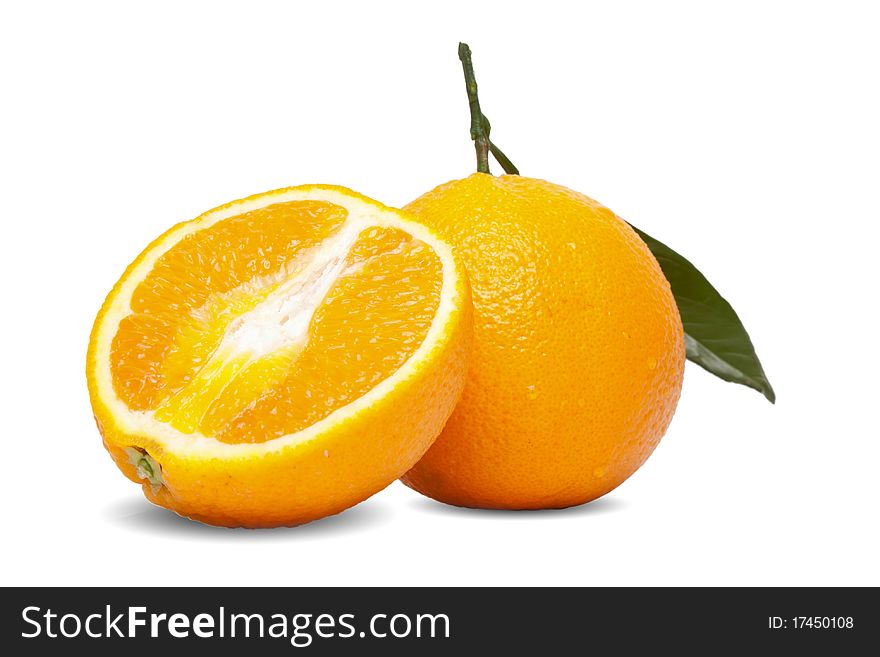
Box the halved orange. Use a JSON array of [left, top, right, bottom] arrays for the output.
[[87, 185, 472, 527]]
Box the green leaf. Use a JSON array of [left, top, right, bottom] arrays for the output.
[[629, 224, 776, 403]]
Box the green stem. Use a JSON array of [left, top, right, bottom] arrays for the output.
[[124, 446, 164, 491], [458, 43, 520, 175], [458, 43, 491, 173], [483, 116, 520, 175]]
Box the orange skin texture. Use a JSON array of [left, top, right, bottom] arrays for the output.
[[87, 186, 473, 528], [401, 174, 685, 509]]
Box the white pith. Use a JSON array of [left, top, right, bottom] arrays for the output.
[[91, 187, 461, 459], [220, 222, 362, 358]]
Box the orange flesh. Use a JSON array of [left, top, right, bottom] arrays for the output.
[[110, 200, 442, 444]]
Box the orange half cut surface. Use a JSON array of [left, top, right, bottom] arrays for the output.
[[87, 185, 472, 527]]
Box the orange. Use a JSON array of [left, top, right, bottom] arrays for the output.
[[401, 173, 685, 509], [87, 185, 472, 527]]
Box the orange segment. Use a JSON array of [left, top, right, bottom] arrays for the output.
[[130, 200, 348, 313], [113, 200, 347, 410]]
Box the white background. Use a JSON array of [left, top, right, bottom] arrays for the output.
[[2, 1, 878, 587]]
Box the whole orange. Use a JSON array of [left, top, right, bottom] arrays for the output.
[[401, 173, 685, 509]]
